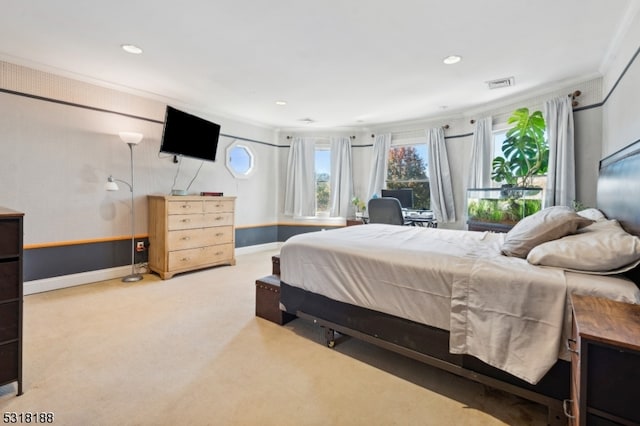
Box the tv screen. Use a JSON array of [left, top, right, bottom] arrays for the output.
[[160, 106, 221, 162], [381, 189, 413, 209]]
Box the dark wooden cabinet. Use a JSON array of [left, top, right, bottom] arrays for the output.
[[567, 295, 640, 425], [0, 207, 23, 396]]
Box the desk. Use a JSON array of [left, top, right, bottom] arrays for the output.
[[407, 217, 437, 227]]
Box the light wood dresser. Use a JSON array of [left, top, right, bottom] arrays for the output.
[[148, 195, 236, 279]]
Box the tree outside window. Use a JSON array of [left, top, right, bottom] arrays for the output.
[[386, 144, 430, 210], [315, 147, 331, 215]]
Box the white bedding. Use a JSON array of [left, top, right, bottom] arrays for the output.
[[280, 224, 640, 384]]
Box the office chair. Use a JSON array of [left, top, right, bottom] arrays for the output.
[[367, 197, 411, 226]]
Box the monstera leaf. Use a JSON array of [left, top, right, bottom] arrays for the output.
[[491, 108, 548, 187]]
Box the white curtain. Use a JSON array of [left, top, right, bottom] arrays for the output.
[[283, 137, 316, 217], [366, 133, 391, 199], [426, 127, 456, 223], [329, 136, 354, 217], [467, 117, 492, 188], [544, 96, 575, 207]]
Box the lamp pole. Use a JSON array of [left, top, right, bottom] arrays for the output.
[[106, 132, 144, 282], [123, 141, 142, 282]]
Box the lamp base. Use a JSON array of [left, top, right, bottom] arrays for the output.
[[171, 189, 188, 196], [122, 273, 143, 283]]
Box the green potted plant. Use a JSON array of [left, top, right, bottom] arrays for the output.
[[467, 108, 548, 230], [491, 108, 548, 188], [351, 197, 366, 218]]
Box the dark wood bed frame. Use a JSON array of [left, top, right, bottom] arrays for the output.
[[279, 140, 640, 426]]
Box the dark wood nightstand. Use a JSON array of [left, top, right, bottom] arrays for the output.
[[566, 294, 640, 425]]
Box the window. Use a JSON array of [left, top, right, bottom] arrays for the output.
[[315, 145, 331, 215], [226, 141, 254, 178], [386, 142, 430, 210], [491, 128, 547, 189]]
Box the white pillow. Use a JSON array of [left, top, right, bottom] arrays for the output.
[[577, 208, 607, 222], [527, 220, 640, 274], [501, 206, 594, 258]]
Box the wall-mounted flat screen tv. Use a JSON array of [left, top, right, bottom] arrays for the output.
[[160, 106, 221, 162]]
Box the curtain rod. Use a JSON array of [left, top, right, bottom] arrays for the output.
[[286, 135, 355, 140], [371, 124, 449, 138], [469, 90, 583, 124]]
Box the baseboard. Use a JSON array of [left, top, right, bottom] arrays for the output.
[[235, 242, 282, 255], [24, 265, 133, 295], [24, 243, 283, 295]]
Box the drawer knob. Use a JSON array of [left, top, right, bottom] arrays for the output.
[[215, 251, 223, 256], [181, 236, 190, 241], [181, 219, 191, 223], [215, 233, 223, 237], [181, 257, 190, 261], [181, 205, 191, 209], [215, 216, 223, 221]]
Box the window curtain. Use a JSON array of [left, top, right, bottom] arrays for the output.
[[543, 96, 575, 207], [467, 116, 492, 188], [366, 133, 391, 199], [426, 127, 456, 223], [329, 136, 354, 217], [283, 137, 316, 217]]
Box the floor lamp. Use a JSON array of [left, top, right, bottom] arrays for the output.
[[106, 131, 144, 283]]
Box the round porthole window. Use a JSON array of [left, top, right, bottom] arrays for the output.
[[226, 141, 255, 178]]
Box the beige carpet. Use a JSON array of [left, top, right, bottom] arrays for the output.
[[0, 249, 546, 425]]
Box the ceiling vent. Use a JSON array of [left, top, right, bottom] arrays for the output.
[[486, 77, 515, 89]]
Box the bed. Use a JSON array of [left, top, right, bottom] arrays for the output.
[[278, 141, 640, 426]]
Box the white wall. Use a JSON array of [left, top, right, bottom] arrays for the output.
[[0, 61, 278, 246], [602, 7, 640, 157]]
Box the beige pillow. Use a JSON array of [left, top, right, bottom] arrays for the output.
[[527, 219, 640, 274], [501, 206, 594, 258], [577, 208, 607, 222]]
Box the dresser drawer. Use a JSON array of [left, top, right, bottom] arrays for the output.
[[168, 212, 234, 230], [204, 200, 234, 213], [168, 214, 210, 230], [167, 243, 234, 271], [167, 226, 234, 250], [167, 201, 203, 214], [0, 221, 20, 257], [0, 302, 19, 342], [203, 212, 233, 227], [0, 341, 18, 384], [0, 261, 19, 301]]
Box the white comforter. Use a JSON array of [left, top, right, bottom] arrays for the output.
[[280, 224, 640, 384]]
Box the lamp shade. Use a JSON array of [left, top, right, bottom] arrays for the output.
[[105, 176, 119, 191], [119, 131, 143, 144]]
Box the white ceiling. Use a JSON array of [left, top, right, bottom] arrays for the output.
[[0, 1, 635, 130]]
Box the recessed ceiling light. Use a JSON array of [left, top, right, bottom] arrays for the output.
[[275, 100, 287, 106], [121, 44, 143, 55], [443, 55, 462, 65]]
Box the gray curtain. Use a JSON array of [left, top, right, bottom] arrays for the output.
[[467, 117, 492, 188], [543, 96, 575, 207], [426, 127, 456, 222], [283, 137, 316, 217], [366, 133, 391, 199], [329, 136, 354, 217]]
